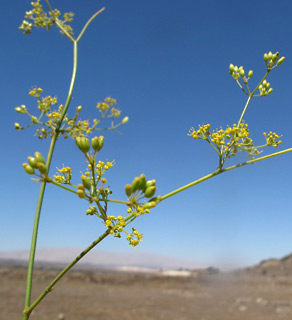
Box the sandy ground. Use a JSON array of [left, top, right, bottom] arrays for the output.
[[1, 266, 292, 320]]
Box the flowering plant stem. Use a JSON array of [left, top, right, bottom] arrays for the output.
[[22, 41, 78, 320]]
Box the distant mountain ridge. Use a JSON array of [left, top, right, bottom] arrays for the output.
[[0, 248, 201, 271]]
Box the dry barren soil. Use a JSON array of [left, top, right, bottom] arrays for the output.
[[1, 261, 292, 320]]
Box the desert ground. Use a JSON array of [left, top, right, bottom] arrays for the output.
[[1, 256, 292, 320]]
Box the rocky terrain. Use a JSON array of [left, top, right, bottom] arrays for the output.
[[1, 254, 292, 320]]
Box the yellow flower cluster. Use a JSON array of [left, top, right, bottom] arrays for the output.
[[263, 131, 282, 147], [54, 166, 72, 184], [126, 228, 143, 247], [189, 124, 211, 140], [97, 97, 121, 118], [15, 89, 128, 140], [19, 0, 74, 36]]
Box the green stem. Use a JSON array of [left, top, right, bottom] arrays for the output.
[[76, 7, 106, 43], [22, 41, 79, 320], [161, 147, 292, 201], [23, 230, 110, 317]]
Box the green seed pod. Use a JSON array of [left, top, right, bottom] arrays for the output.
[[277, 57, 285, 66], [143, 201, 156, 209], [122, 116, 129, 124], [31, 116, 38, 124], [272, 52, 279, 61], [145, 179, 156, 188], [248, 70, 253, 78], [75, 137, 90, 153], [98, 136, 104, 151], [34, 152, 45, 164], [23, 163, 35, 175], [91, 137, 100, 152], [138, 174, 147, 191], [81, 175, 91, 190], [37, 162, 48, 174], [125, 184, 132, 197], [145, 186, 156, 198], [131, 177, 140, 193], [229, 64, 235, 74], [28, 157, 38, 168]]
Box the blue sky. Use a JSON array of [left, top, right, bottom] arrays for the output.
[[1, 0, 292, 269]]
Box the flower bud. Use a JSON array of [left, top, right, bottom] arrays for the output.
[[125, 184, 132, 197], [264, 53, 269, 61], [37, 162, 48, 174], [15, 107, 22, 113], [131, 177, 140, 193], [14, 122, 21, 130], [267, 88, 273, 94], [145, 186, 156, 198], [268, 51, 273, 60], [23, 163, 34, 175], [75, 137, 90, 153], [276, 57, 285, 66], [239, 68, 245, 77], [28, 156, 38, 168], [81, 175, 91, 190], [248, 70, 253, 78], [77, 106, 82, 112], [34, 152, 46, 164], [122, 116, 129, 124], [77, 189, 85, 198]]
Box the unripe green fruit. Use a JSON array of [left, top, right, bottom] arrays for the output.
[[145, 180, 156, 188], [229, 64, 235, 74], [138, 174, 147, 191], [91, 137, 100, 152], [131, 177, 140, 193], [23, 163, 35, 175], [75, 137, 90, 153], [145, 186, 156, 198], [34, 152, 45, 164], [125, 184, 132, 197], [122, 116, 129, 124], [248, 70, 253, 78], [28, 157, 38, 168], [81, 175, 91, 190], [239, 69, 245, 77], [98, 136, 104, 151], [31, 116, 38, 124], [277, 57, 285, 66], [143, 201, 156, 209], [37, 162, 48, 174], [264, 53, 269, 61]]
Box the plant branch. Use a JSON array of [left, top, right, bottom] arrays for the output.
[[161, 148, 292, 201], [23, 229, 110, 316]]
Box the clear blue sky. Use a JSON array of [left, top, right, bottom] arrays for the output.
[[1, 0, 292, 269]]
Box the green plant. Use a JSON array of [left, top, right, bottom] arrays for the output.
[[16, 1, 292, 319]]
